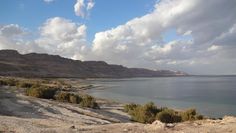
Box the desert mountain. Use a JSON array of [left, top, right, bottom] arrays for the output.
[[0, 50, 187, 78]]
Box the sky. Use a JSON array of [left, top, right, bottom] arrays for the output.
[[0, 0, 236, 75]]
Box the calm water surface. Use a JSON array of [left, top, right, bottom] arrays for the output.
[[86, 76, 236, 118]]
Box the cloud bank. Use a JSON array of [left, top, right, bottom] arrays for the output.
[[0, 0, 236, 74]]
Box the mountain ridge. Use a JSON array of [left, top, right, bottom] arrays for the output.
[[0, 49, 187, 78]]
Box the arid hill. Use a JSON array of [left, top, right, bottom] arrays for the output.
[[0, 50, 187, 78]]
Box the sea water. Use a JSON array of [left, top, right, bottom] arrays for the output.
[[86, 76, 236, 118]]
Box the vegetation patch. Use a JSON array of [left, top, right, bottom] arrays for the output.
[[156, 108, 182, 123], [0, 78, 18, 86], [54, 91, 82, 104], [0, 77, 100, 109], [0, 78, 37, 88], [124, 102, 203, 124], [0, 79, 8, 86], [79, 95, 100, 109], [54, 92, 99, 108], [180, 108, 203, 121], [26, 86, 58, 99], [17, 82, 35, 88], [125, 102, 160, 123]]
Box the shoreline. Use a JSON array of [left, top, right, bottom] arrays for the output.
[[1, 77, 236, 132], [1, 76, 234, 118]]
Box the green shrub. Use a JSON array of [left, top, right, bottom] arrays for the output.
[[54, 91, 70, 102], [195, 114, 204, 120], [69, 94, 82, 104], [80, 95, 99, 109], [181, 108, 197, 121], [17, 82, 34, 88], [26, 86, 58, 99], [156, 110, 174, 123], [156, 109, 181, 123], [6, 79, 18, 86], [26, 87, 41, 98], [143, 102, 160, 114], [0, 79, 8, 86], [124, 102, 203, 124], [0, 78, 18, 86], [127, 102, 160, 123], [31, 82, 41, 88], [131, 106, 156, 123], [124, 103, 139, 113], [54, 91, 82, 104]]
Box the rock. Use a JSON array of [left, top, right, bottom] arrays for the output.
[[166, 123, 175, 128], [123, 128, 131, 132], [70, 125, 75, 129], [152, 120, 165, 128], [223, 116, 236, 123]]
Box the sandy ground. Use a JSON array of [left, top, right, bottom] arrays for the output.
[[1, 85, 236, 133], [0, 86, 129, 132], [77, 117, 236, 133]]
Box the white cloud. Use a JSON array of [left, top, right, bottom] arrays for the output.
[[74, 0, 85, 18], [1, 0, 236, 74], [0, 24, 43, 53], [87, 0, 95, 10], [74, 0, 95, 18], [212, 23, 236, 46], [151, 42, 173, 54], [88, 0, 236, 74], [207, 45, 220, 52], [182, 30, 192, 36], [43, 0, 54, 3], [116, 44, 128, 51], [36, 17, 87, 59], [0, 17, 88, 59], [0, 24, 25, 38]]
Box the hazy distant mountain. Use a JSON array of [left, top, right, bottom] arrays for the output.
[[0, 50, 187, 78]]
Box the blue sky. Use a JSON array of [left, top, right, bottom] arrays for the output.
[[0, 0, 157, 42], [0, 0, 236, 74]]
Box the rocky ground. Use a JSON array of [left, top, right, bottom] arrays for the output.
[[0, 80, 236, 133]]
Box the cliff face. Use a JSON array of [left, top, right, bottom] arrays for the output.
[[0, 50, 187, 78]]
